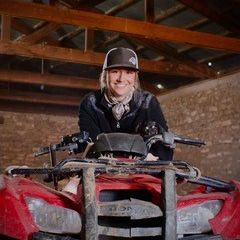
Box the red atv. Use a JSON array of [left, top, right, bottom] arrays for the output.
[[0, 130, 239, 240]]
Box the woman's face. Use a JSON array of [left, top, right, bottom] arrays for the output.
[[107, 68, 136, 101]]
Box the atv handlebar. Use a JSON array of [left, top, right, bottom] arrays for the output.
[[145, 132, 205, 149], [34, 131, 205, 157], [34, 131, 90, 157]]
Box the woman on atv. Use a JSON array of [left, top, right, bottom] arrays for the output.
[[78, 47, 173, 161]]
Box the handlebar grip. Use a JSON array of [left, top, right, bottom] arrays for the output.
[[174, 135, 205, 147], [34, 146, 50, 157]]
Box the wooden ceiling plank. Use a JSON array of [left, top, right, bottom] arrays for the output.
[[105, 0, 139, 16], [0, 40, 201, 77], [94, 33, 120, 51], [198, 53, 234, 64], [1, 15, 11, 41], [0, 89, 80, 106], [0, 69, 99, 90], [182, 17, 209, 30], [59, 0, 104, 9], [179, 0, 240, 35], [1, 0, 239, 52], [58, 26, 82, 42], [155, 3, 186, 23]]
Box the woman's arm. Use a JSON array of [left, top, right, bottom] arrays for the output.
[[78, 96, 101, 140]]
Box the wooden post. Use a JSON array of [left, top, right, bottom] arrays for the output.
[[82, 167, 98, 240], [163, 169, 177, 240]]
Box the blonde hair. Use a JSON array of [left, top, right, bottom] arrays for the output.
[[99, 70, 140, 92]]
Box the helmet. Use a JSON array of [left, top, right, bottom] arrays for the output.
[[102, 47, 139, 71]]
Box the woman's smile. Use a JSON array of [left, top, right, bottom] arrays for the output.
[[108, 68, 136, 101]]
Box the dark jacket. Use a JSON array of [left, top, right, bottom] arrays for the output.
[[78, 89, 173, 160]]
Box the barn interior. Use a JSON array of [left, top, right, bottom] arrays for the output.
[[0, 0, 239, 183]]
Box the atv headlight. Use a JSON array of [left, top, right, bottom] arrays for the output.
[[25, 197, 81, 234], [177, 200, 222, 234]]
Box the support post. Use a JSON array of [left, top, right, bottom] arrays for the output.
[[163, 169, 177, 240], [82, 167, 98, 240]]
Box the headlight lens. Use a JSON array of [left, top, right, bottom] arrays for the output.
[[177, 200, 223, 234], [25, 197, 81, 234]]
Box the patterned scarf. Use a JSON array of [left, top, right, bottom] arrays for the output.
[[104, 88, 134, 121]]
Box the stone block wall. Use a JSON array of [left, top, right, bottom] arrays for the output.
[[158, 72, 240, 181], [0, 113, 78, 171]]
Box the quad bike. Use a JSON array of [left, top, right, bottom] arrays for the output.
[[0, 126, 240, 240]]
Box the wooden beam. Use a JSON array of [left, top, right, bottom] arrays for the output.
[[12, 18, 34, 35], [59, 26, 82, 42], [132, 37, 216, 78], [1, 15, 11, 41], [12, 18, 59, 45], [1, 1, 240, 52], [0, 41, 202, 77], [84, 28, 94, 52], [60, 1, 139, 43], [178, 31, 230, 54], [0, 89, 80, 106], [144, 0, 155, 23], [18, 22, 61, 44], [0, 69, 99, 90], [0, 68, 167, 95]]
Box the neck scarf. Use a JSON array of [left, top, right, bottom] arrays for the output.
[[104, 88, 134, 121]]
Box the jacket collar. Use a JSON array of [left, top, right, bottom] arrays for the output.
[[100, 89, 140, 110]]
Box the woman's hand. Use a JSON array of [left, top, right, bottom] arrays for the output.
[[145, 153, 158, 161]]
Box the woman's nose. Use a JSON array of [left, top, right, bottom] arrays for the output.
[[116, 71, 124, 81]]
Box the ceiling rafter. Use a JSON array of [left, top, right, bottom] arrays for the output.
[[144, 0, 154, 23], [0, 40, 202, 78], [0, 89, 80, 106], [0, 69, 99, 90], [130, 1, 215, 78], [14, 0, 103, 46], [179, 0, 240, 35], [105, 0, 139, 16], [95, 2, 187, 51], [178, 31, 231, 56], [155, 3, 186, 23], [0, 1, 240, 52], [198, 53, 236, 65], [59, 0, 139, 45], [131, 37, 216, 78], [17, 22, 61, 45], [1, 15, 11, 41], [59, 0, 104, 10]]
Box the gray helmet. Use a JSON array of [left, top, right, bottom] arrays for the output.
[[102, 47, 139, 71]]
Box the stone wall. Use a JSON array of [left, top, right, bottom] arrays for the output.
[[1, 72, 239, 182], [0, 112, 78, 171], [158, 72, 240, 181]]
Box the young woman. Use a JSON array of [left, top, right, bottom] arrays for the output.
[[78, 47, 173, 160]]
